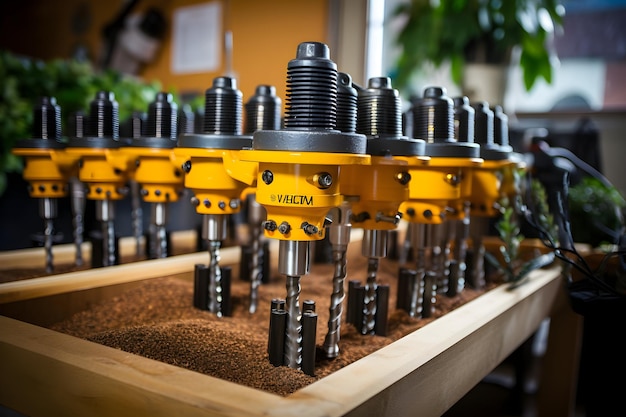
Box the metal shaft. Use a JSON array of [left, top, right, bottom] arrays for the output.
[[322, 204, 351, 358], [152, 202, 168, 259], [40, 197, 56, 274], [248, 193, 266, 314], [361, 229, 387, 335], [96, 199, 116, 267], [70, 177, 85, 266], [207, 240, 223, 316], [278, 239, 309, 369], [130, 180, 143, 257]]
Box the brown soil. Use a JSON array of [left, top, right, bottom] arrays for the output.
[[46, 239, 491, 397]]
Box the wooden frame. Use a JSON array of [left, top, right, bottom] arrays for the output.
[[0, 237, 577, 417]]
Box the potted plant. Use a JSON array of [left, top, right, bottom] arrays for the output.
[[390, 0, 565, 103]]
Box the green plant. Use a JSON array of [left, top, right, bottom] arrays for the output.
[[391, 0, 565, 93], [568, 177, 626, 248], [486, 184, 556, 288], [0, 50, 162, 196]]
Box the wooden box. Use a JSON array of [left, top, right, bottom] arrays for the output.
[[0, 234, 577, 417]]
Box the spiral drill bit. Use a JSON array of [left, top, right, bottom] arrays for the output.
[[240, 42, 367, 373], [178, 76, 252, 317], [362, 232, 386, 334], [244, 85, 280, 313], [69, 112, 86, 266], [322, 203, 351, 358]]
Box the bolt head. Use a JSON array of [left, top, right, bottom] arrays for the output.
[[261, 170, 274, 185]]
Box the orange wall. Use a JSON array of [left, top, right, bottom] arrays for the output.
[[0, 0, 330, 114]]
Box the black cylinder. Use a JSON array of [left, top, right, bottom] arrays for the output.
[[453, 96, 475, 143], [146, 92, 178, 140], [193, 264, 209, 310], [32, 96, 61, 140], [268, 309, 287, 366], [245, 85, 282, 134], [336, 72, 358, 133], [412, 86, 454, 143], [87, 91, 119, 138], [472, 101, 494, 146], [284, 41, 337, 130], [493, 105, 509, 147], [375, 284, 389, 336], [357, 77, 402, 137], [204, 76, 242, 135], [301, 311, 318, 376]]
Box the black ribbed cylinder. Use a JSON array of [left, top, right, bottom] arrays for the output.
[[411, 86, 454, 143], [146, 92, 178, 139], [32, 96, 61, 140], [472, 101, 494, 146], [284, 42, 337, 130], [203, 76, 242, 135], [70, 111, 86, 138], [336, 72, 357, 133], [357, 77, 402, 137], [177, 104, 195, 136], [244, 85, 281, 134], [87, 91, 119, 138], [493, 105, 509, 147], [453, 96, 475, 143]]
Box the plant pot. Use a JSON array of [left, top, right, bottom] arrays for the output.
[[462, 63, 508, 107]]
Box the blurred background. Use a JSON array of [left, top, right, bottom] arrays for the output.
[[0, 0, 626, 250]]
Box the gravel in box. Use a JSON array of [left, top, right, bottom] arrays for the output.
[[48, 240, 489, 397]]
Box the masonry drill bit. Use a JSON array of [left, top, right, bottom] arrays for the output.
[[152, 202, 168, 259], [97, 198, 117, 267], [204, 214, 227, 317], [361, 229, 387, 334], [285, 273, 303, 369], [70, 177, 85, 266], [247, 193, 266, 313], [322, 203, 351, 358], [40, 198, 56, 273]]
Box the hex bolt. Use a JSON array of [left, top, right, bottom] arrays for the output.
[[317, 172, 333, 189], [396, 171, 411, 185], [278, 221, 291, 234], [263, 220, 277, 231], [262, 170, 274, 185], [301, 222, 319, 235]]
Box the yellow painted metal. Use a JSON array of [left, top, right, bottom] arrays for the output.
[[240, 149, 370, 241], [397, 156, 482, 224], [12, 148, 78, 199], [64, 148, 130, 201], [174, 148, 257, 215], [340, 156, 410, 230], [123, 148, 184, 203], [469, 159, 514, 218]]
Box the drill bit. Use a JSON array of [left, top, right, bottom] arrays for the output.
[[70, 177, 85, 266], [247, 193, 266, 314], [152, 202, 168, 259], [40, 197, 57, 273], [361, 229, 387, 335], [203, 214, 227, 317], [322, 203, 351, 358], [97, 198, 117, 267], [279, 239, 309, 369], [130, 180, 143, 257], [207, 239, 223, 317]]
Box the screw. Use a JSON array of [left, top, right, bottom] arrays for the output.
[[396, 171, 411, 185], [190, 196, 200, 206], [263, 220, 277, 231], [218, 201, 226, 210], [135, 159, 140, 168], [423, 209, 433, 219], [262, 170, 274, 184], [229, 199, 239, 209], [140, 188, 149, 196], [278, 221, 291, 234], [301, 222, 319, 235], [317, 172, 333, 188], [203, 199, 211, 208], [182, 160, 192, 173], [155, 189, 161, 196], [406, 207, 416, 217], [376, 212, 401, 225]]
